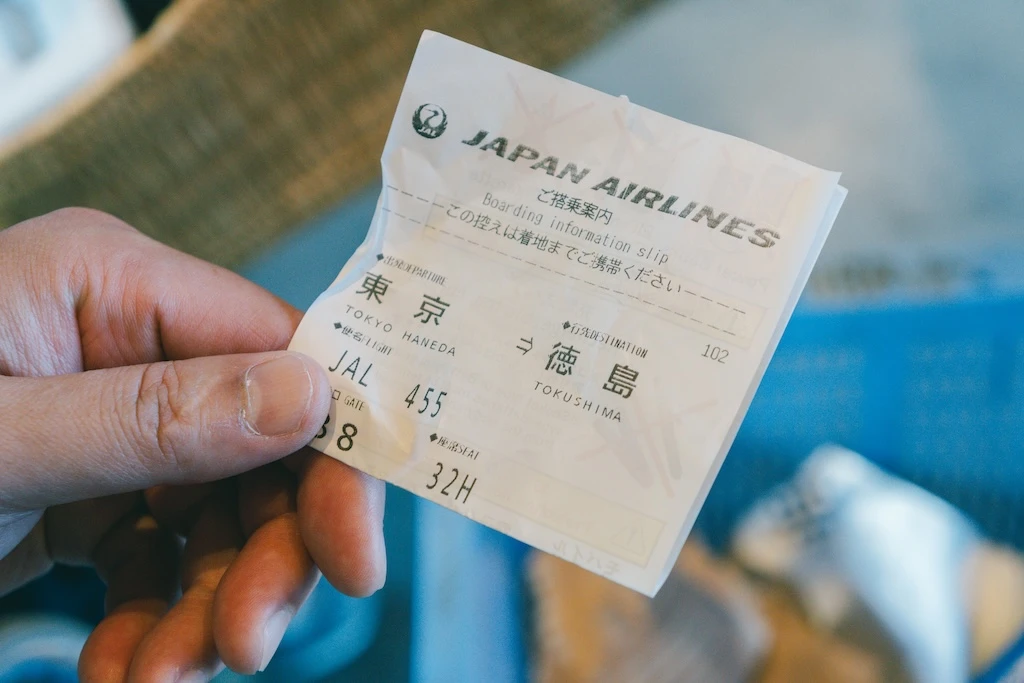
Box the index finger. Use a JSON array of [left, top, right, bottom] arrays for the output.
[[7, 209, 302, 370]]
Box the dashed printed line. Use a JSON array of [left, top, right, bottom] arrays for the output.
[[411, 199, 750, 340], [382, 207, 423, 225], [425, 218, 741, 336], [385, 185, 431, 204]]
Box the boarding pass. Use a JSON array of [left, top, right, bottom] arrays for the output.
[[289, 31, 846, 595]]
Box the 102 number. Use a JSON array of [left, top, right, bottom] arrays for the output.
[[702, 344, 729, 364]]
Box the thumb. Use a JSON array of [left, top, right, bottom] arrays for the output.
[[0, 352, 330, 511]]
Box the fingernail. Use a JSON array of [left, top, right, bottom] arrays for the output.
[[244, 355, 313, 436], [176, 671, 209, 683], [259, 609, 292, 672], [371, 527, 388, 593]]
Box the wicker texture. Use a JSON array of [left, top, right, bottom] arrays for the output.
[[0, 0, 654, 267]]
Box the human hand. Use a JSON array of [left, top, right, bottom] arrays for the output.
[[0, 209, 386, 680]]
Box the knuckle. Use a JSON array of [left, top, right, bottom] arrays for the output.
[[46, 207, 134, 233], [5, 208, 144, 291], [4, 208, 134, 249], [43, 209, 144, 265], [130, 362, 197, 476]]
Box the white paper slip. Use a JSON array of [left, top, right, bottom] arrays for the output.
[[289, 30, 847, 596]]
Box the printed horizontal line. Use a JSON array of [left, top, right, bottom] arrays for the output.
[[424, 219, 747, 341]]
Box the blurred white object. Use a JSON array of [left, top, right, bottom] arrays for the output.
[[733, 444, 978, 683], [0, 614, 90, 681], [0, 0, 133, 144]]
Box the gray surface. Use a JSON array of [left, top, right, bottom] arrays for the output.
[[559, 0, 1024, 262]]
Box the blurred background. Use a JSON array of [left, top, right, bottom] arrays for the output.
[[1, 0, 1023, 681]]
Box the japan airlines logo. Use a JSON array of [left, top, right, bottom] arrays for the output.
[[412, 103, 447, 139]]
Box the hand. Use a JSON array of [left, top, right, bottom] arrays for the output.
[[0, 209, 386, 680]]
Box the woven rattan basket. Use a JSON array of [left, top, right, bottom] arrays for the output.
[[0, 0, 653, 268]]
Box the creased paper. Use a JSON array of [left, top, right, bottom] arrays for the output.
[[289, 30, 846, 595]]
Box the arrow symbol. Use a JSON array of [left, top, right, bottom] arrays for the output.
[[429, 433, 438, 442], [376, 253, 384, 261], [563, 321, 571, 329], [334, 322, 342, 329]]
